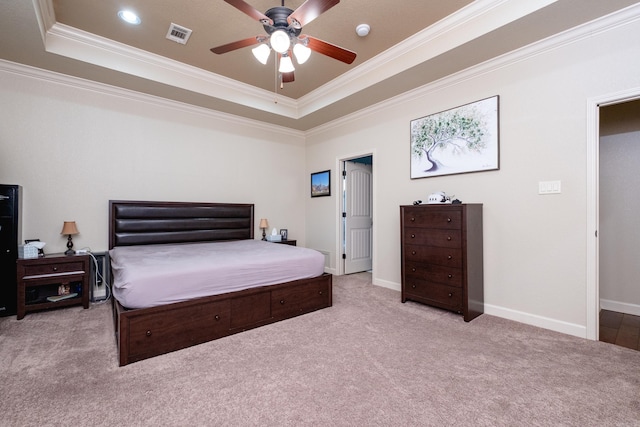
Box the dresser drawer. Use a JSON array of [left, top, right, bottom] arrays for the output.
[[404, 261, 462, 287], [22, 261, 86, 278], [404, 227, 461, 248], [404, 244, 462, 268], [404, 280, 462, 311], [403, 209, 462, 229]]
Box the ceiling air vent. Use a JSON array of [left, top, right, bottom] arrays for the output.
[[166, 23, 192, 45]]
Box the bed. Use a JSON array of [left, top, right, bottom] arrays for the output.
[[109, 200, 332, 366]]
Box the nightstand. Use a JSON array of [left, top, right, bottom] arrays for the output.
[[16, 253, 91, 320], [274, 239, 297, 246]]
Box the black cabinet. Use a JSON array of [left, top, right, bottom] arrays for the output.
[[0, 185, 21, 316]]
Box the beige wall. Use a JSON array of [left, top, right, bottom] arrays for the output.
[[305, 13, 640, 336], [0, 69, 307, 253]]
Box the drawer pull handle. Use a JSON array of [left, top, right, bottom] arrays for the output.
[[52, 267, 58, 272], [411, 268, 416, 272], [280, 299, 285, 305], [447, 236, 452, 241], [411, 234, 415, 238], [411, 251, 416, 255], [448, 293, 453, 298], [412, 284, 416, 289], [447, 217, 452, 222], [411, 217, 415, 222], [146, 330, 152, 337], [448, 274, 452, 278], [448, 255, 452, 260], [214, 315, 220, 321], [318, 291, 323, 295]]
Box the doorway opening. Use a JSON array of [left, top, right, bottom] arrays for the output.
[[597, 99, 640, 351], [587, 89, 640, 341], [340, 155, 373, 275]]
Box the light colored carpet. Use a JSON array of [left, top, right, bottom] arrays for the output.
[[1, 273, 639, 426]]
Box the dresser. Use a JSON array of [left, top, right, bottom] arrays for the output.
[[400, 204, 483, 322]]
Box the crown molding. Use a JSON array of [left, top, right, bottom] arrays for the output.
[[42, 21, 300, 117], [297, 0, 558, 117], [306, 2, 640, 138], [0, 59, 305, 140], [33, 0, 557, 121], [9, 1, 638, 142]]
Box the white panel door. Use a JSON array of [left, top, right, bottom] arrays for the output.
[[344, 161, 372, 274]]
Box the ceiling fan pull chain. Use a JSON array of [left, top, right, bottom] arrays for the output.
[[274, 51, 279, 103]]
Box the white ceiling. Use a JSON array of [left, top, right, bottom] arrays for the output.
[[1, 0, 639, 130]]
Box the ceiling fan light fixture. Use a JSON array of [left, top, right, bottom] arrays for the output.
[[270, 30, 291, 54], [278, 55, 295, 73], [293, 43, 311, 64], [252, 44, 271, 64]]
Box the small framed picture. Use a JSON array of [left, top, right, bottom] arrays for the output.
[[311, 170, 331, 197], [280, 229, 288, 240]]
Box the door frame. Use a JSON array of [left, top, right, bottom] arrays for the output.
[[335, 150, 375, 276], [586, 87, 640, 340]]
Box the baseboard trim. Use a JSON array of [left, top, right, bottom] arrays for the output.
[[484, 304, 587, 339], [373, 277, 401, 292], [368, 281, 588, 339], [600, 299, 640, 316]]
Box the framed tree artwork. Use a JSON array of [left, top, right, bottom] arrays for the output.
[[410, 95, 499, 179], [311, 170, 331, 197]]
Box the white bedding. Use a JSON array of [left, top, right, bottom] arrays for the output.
[[109, 239, 325, 309]]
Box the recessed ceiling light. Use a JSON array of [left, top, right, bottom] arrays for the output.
[[118, 10, 141, 25]]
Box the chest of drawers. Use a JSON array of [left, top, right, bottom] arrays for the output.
[[400, 204, 483, 322]]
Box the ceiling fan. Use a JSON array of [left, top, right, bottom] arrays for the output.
[[210, 0, 357, 84]]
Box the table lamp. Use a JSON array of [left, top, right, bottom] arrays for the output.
[[259, 218, 268, 241], [60, 221, 79, 255]]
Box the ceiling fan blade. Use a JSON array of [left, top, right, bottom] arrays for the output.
[[223, 0, 273, 25], [210, 36, 261, 54], [282, 72, 295, 83], [288, 0, 340, 28], [304, 35, 356, 64]]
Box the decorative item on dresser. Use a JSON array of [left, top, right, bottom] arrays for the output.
[[400, 204, 483, 322]]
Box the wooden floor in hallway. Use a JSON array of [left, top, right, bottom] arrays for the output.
[[599, 310, 640, 351]]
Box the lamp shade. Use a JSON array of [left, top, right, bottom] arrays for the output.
[[60, 221, 79, 235], [259, 218, 269, 229], [278, 55, 295, 73], [293, 43, 311, 64], [252, 43, 271, 64], [270, 30, 290, 54]]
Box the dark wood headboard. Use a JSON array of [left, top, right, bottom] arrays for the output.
[[109, 200, 254, 249]]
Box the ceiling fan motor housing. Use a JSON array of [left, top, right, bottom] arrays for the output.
[[263, 7, 302, 36]]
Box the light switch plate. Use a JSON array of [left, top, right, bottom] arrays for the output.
[[539, 180, 561, 194]]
